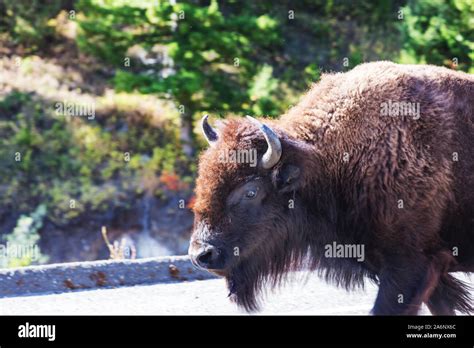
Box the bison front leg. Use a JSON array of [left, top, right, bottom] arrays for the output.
[[371, 259, 439, 315]]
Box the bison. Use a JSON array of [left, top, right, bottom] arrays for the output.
[[188, 61, 474, 315]]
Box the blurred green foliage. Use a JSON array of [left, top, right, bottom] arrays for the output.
[[0, 0, 65, 50], [0, 90, 187, 226], [400, 0, 474, 72], [0, 0, 472, 235], [76, 0, 288, 141], [1, 204, 48, 268]]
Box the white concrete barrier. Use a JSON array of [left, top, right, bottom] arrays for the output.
[[0, 256, 216, 297]]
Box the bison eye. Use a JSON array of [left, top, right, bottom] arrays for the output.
[[245, 189, 257, 199]]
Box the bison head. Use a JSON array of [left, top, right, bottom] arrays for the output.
[[189, 115, 322, 311]]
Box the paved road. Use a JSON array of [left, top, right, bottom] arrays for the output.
[[0, 273, 471, 315]]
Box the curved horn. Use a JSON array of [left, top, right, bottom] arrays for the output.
[[201, 114, 218, 145], [246, 116, 282, 169]]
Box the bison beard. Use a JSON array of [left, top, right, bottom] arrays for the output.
[[225, 197, 376, 312], [190, 61, 474, 315], [225, 208, 313, 312], [226, 256, 271, 312]]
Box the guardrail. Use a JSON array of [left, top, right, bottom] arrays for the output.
[[0, 256, 217, 297]]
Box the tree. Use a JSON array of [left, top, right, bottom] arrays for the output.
[[400, 0, 473, 72], [76, 0, 281, 156]]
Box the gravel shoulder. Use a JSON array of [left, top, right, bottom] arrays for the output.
[[0, 272, 471, 315]]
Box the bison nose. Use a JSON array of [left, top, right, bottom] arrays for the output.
[[190, 243, 226, 270]]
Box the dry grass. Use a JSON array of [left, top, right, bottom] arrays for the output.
[[101, 226, 136, 260]]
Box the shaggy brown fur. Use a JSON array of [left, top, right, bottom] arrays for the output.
[[189, 61, 474, 314]]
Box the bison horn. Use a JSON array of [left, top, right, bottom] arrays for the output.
[[246, 116, 282, 169], [201, 114, 218, 145]]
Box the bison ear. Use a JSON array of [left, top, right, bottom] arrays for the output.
[[274, 164, 301, 193]]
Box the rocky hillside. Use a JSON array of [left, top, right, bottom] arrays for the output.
[[0, 31, 194, 263]]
